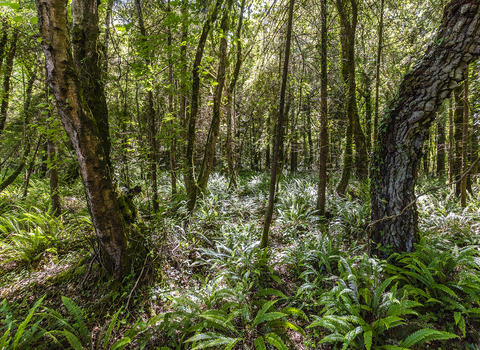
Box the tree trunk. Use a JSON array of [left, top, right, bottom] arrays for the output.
[[373, 0, 384, 146], [0, 31, 18, 137], [436, 109, 446, 177], [168, 2, 177, 196], [0, 22, 9, 73], [317, 0, 328, 215], [261, 0, 294, 249], [454, 83, 464, 195], [197, 0, 233, 192], [36, 0, 142, 278], [448, 97, 454, 182], [184, 0, 224, 211], [370, 0, 480, 254], [135, 0, 158, 212], [461, 74, 469, 207]]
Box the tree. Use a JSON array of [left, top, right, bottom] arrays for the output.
[[261, 0, 295, 249], [317, 0, 329, 215], [370, 0, 480, 254], [35, 0, 145, 278]]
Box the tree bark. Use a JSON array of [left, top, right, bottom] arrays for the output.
[[261, 0, 294, 249], [436, 109, 446, 177], [448, 97, 454, 182], [0, 22, 9, 74], [461, 73, 469, 207], [0, 31, 18, 137], [317, 0, 328, 215], [370, 0, 480, 254], [454, 83, 464, 195], [35, 0, 139, 278]]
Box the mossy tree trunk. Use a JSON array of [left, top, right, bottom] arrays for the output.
[[35, 0, 144, 278], [0, 30, 18, 138], [370, 0, 480, 254]]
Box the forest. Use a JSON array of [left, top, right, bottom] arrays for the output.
[[1, 0, 480, 348]]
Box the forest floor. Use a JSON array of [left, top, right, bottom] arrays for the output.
[[1, 170, 480, 349]]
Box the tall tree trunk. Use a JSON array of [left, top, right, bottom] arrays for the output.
[[0, 31, 18, 137], [454, 83, 464, 195], [461, 74, 469, 207], [370, 0, 480, 254], [448, 97, 454, 182], [0, 22, 9, 73], [373, 0, 384, 147], [47, 103, 61, 216], [167, 1, 177, 195], [317, 0, 328, 215], [364, 73, 373, 153], [261, 0, 294, 249], [36, 0, 143, 278], [306, 94, 314, 168], [0, 69, 36, 193], [197, 0, 233, 192], [135, 0, 158, 212], [184, 0, 224, 211], [437, 109, 446, 177]]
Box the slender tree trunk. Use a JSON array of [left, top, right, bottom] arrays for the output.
[[373, 0, 384, 147], [454, 83, 464, 195], [168, 1, 177, 195], [437, 110, 446, 178], [23, 135, 43, 197], [226, 0, 245, 189], [0, 31, 18, 137], [197, 0, 233, 192], [317, 0, 328, 215], [364, 73, 372, 153], [448, 97, 454, 182], [0, 69, 36, 193], [370, 0, 480, 254], [423, 131, 430, 175], [47, 106, 61, 216], [461, 74, 469, 207], [0, 23, 8, 73], [261, 0, 294, 249], [306, 94, 313, 168], [36, 0, 143, 278], [135, 0, 158, 212], [184, 0, 224, 211]]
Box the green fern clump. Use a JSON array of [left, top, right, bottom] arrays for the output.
[[307, 254, 459, 349], [386, 241, 480, 337]]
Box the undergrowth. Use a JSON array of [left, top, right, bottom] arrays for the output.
[[1, 171, 480, 349]]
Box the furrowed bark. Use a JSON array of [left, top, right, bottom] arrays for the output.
[[370, 0, 480, 254]]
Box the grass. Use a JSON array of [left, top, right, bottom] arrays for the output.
[[1, 171, 480, 349]]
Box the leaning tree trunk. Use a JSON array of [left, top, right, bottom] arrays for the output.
[[184, 0, 224, 211], [370, 0, 480, 254], [0, 31, 18, 137], [35, 0, 141, 278], [197, 0, 233, 192]]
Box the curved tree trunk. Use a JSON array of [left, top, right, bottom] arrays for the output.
[[197, 0, 233, 192], [370, 0, 480, 254], [184, 0, 224, 211], [35, 0, 140, 278]]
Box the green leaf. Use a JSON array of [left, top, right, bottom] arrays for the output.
[[401, 329, 458, 348], [252, 312, 287, 327], [265, 333, 287, 350], [110, 337, 131, 350], [254, 337, 266, 350], [364, 330, 372, 350], [104, 308, 123, 349], [9, 3, 20, 10], [258, 289, 286, 299], [13, 295, 45, 349], [13, 15, 22, 22], [59, 330, 84, 350], [30, 17, 38, 24]]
